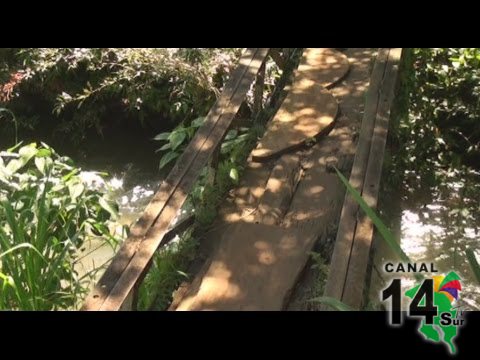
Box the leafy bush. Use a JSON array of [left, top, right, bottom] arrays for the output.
[[153, 116, 207, 169], [0, 142, 119, 310], [137, 227, 198, 310], [386, 48, 480, 290], [396, 49, 480, 193], [0, 48, 242, 141]]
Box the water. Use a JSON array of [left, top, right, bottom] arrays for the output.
[[64, 124, 166, 298], [372, 169, 480, 312], [73, 158, 163, 295], [400, 200, 480, 310]]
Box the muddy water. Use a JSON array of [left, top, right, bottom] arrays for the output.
[[399, 182, 480, 310], [72, 160, 163, 304], [374, 173, 480, 311]]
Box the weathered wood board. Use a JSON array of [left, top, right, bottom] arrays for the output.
[[251, 48, 349, 162], [296, 48, 350, 89], [175, 223, 314, 310], [323, 48, 403, 310]]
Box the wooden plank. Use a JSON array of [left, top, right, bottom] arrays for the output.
[[251, 85, 338, 162], [173, 47, 356, 310], [322, 49, 390, 302], [251, 49, 349, 162], [254, 154, 302, 225], [82, 48, 265, 310], [296, 48, 350, 89], [90, 48, 270, 311], [341, 48, 402, 308], [174, 223, 317, 310]]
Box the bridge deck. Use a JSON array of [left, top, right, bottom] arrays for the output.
[[170, 48, 379, 311], [82, 48, 402, 311]]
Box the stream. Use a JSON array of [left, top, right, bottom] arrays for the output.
[[399, 173, 480, 310], [59, 126, 168, 298], [73, 163, 162, 290]]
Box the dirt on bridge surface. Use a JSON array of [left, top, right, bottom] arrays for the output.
[[169, 48, 376, 311]]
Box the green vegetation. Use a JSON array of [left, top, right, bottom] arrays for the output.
[[392, 49, 480, 214], [466, 249, 480, 285], [137, 118, 270, 309], [0, 142, 119, 310], [3, 47, 476, 311], [387, 49, 480, 285], [136, 49, 303, 310], [314, 49, 480, 310], [0, 48, 242, 145], [137, 227, 198, 310], [138, 113, 278, 310]]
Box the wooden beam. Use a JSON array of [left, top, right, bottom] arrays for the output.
[[323, 49, 390, 302], [341, 48, 402, 308], [254, 154, 302, 225], [82, 48, 270, 311]]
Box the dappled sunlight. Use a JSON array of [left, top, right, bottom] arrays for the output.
[[255, 241, 277, 265], [402, 209, 442, 258], [309, 185, 326, 195], [173, 222, 310, 310], [250, 49, 348, 162], [265, 178, 282, 193], [172, 48, 376, 310], [252, 87, 338, 161]]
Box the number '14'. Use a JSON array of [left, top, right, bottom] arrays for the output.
[[382, 279, 438, 325]]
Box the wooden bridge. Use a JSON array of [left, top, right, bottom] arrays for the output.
[[82, 48, 402, 311]]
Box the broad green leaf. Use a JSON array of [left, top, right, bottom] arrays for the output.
[[309, 296, 354, 311], [0, 272, 15, 289], [153, 132, 170, 141], [159, 152, 180, 169], [51, 183, 66, 192], [225, 129, 238, 141], [229, 168, 239, 183], [35, 157, 46, 174], [68, 182, 84, 200], [0, 157, 7, 181], [19, 143, 38, 162], [61, 169, 79, 182], [5, 143, 37, 174], [169, 130, 187, 150], [36, 148, 52, 158], [191, 116, 206, 128], [5, 159, 23, 174], [158, 143, 172, 151]]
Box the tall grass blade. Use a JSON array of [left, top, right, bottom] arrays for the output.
[[466, 249, 480, 285], [333, 167, 423, 281]]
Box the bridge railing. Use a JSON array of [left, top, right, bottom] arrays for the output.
[[323, 48, 403, 309], [81, 48, 293, 311]]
